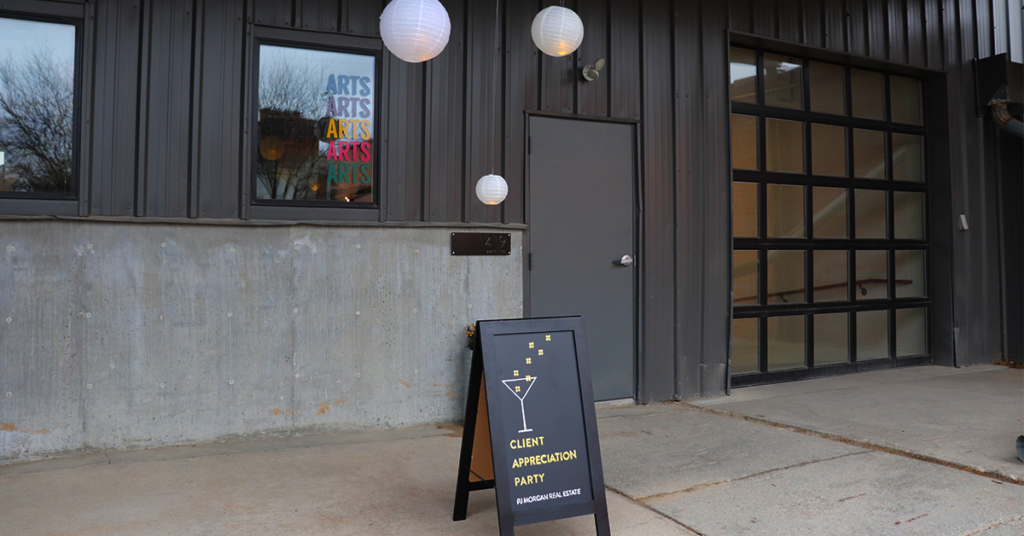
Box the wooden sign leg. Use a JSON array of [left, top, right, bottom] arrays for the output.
[[453, 343, 495, 521]]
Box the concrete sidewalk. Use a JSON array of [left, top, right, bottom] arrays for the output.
[[2, 365, 1022, 535]]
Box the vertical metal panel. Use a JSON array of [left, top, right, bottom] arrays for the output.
[[425, 0, 466, 223], [90, 0, 142, 217], [609, 1, 641, 120], [577, 0, 610, 117], [674, 0, 705, 399], [341, 0, 381, 37], [889, 0, 908, 63], [866, 0, 889, 60], [847, 0, 868, 55], [958, 0, 976, 60], [253, 0, 292, 26], [384, 61, 425, 221], [975, 0, 993, 58], [778, 0, 803, 43], [991, 0, 1008, 54], [139, 0, 195, 218], [193, 0, 245, 218], [464, 0, 503, 223], [729, 0, 753, 34], [503, 0, 537, 225], [752, 0, 778, 38], [699, 0, 731, 397], [539, 0, 576, 114], [924, 0, 943, 69], [906, 0, 927, 67], [1009, 0, 1023, 62], [803, 0, 825, 48], [296, 0, 339, 32], [823, 0, 847, 52], [638, 0, 676, 403]]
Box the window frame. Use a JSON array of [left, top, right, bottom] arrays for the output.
[[246, 25, 385, 222], [0, 1, 88, 216], [728, 45, 933, 386]]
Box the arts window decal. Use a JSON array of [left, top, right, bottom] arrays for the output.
[[255, 45, 375, 204]]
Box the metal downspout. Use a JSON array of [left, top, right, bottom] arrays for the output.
[[989, 86, 1024, 138]]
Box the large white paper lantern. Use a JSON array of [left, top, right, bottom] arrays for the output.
[[475, 174, 508, 205], [380, 0, 451, 63], [531, 6, 584, 57]]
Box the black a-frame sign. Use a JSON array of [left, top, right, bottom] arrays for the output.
[[452, 317, 611, 536]]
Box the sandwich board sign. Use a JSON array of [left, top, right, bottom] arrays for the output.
[[452, 316, 611, 535]]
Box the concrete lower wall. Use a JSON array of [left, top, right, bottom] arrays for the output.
[[0, 221, 523, 464]]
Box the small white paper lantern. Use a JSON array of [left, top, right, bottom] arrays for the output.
[[380, 0, 451, 63], [531, 6, 584, 57], [475, 174, 508, 205]]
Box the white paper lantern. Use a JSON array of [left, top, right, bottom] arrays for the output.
[[531, 6, 584, 57], [475, 174, 508, 205], [380, 0, 451, 63]]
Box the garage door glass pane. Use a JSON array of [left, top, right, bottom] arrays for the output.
[[768, 250, 805, 304], [734, 182, 758, 237], [768, 184, 805, 237], [764, 53, 803, 110], [851, 68, 884, 120], [734, 250, 759, 305], [811, 124, 846, 176], [894, 191, 925, 240], [766, 118, 804, 173], [768, 315, 805, 371], [853, 129, 886, 179], [732, 318, 759, 373], [896, 308, 928, 356], [857, 310, 889, 361], [890, 75, 923, 125], [810, 61, 845, 115], [895, 250, 926, 298], [854, 189, 887, 239], [813, 250, 848, 302], [813, 187, 847, 238], [732, 114, 758, 170], [892, 133, 924, 182], [814, 313, 849, 365], [730, 47, 757, 104], [856, 250, 888, 300]]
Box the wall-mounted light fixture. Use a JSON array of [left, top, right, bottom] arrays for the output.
[[379, 0, 451, 63], [582, 59, 605, 82], [531, 6, 584, 57]]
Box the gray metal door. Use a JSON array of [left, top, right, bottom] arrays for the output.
[[528, 116, 636, 401]]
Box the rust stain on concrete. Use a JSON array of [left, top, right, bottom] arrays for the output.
[[34, 429, 51, 434], [316, 403, 331, 415], [334, 399, 346, 405], [436, 423, 463, 437], [446, 382, 457, 399], [397, 379, 412, 388], [271, 408, 283, 416], [0, 422, 16, 432]]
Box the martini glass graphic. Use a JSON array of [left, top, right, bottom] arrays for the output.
[[502, 377, 538, 433]]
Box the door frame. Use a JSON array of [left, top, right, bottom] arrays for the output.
[[523, 111, 644, 401]]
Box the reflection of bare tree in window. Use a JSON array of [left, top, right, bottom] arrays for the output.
[[257, 55, 325, 200], [0, 49, 74, 193]]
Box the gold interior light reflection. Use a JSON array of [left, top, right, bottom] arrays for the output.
[[258, 136, 285, 160]]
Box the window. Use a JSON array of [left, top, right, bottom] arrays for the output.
[[252, 30, 381, 214], [0, 15, 79, 199], [729, 47, 930, 384]]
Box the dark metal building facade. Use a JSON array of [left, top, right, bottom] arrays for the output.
[[1, 0, 1020, 405]]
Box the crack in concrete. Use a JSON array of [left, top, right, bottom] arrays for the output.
[[684, 403, 1024, 486], [631, 451, 870, 501], [604, 486, 707, 536], [961, 514, 1024, 535]]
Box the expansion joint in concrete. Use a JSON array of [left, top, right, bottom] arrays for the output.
[[683, 403, 1024, 486], [604, 487, 707, 536]]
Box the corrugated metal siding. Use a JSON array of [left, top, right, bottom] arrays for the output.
[[36, 0, 1022, 395]]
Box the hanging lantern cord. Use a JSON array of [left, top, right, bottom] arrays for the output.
[[490, 0, 501, 175]]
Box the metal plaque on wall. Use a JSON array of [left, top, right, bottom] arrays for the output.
[[451, 233, 512, 256]]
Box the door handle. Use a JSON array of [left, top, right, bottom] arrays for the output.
[[615, 254, 634, 267]]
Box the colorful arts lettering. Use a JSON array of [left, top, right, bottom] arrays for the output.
[[326, 162, 372, 184], [325, 141, 372, 162], [323, 119, 372, 142]]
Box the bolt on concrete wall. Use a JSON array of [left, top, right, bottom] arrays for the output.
[[0, 222, 523, 464]]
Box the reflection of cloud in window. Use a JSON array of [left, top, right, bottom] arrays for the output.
[[730, 64, 756, 84]]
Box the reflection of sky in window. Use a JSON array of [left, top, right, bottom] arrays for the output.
[[259, 45, 374, 125], [0, 18, 76, 63]]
